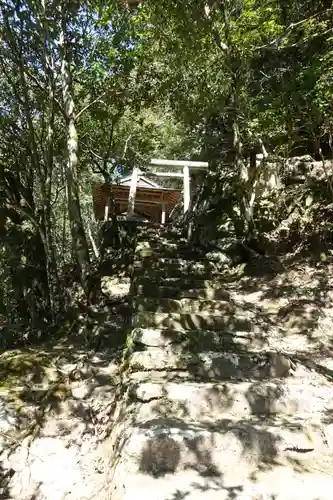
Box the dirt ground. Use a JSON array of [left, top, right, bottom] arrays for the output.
[[0, 272, 131, 500]]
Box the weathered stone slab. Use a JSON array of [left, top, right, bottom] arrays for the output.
[[131, 328, 260, 350], [135, 276, 232, 290], [134, 297, 234, 314], [136, 248, 206, 261], [127, 348, 273, 380], [134, 257, 209, 269], [129, 379, 333, 420], [109, 417, 333, 500], [135, 239, 189, 254], [133, 310, 253, 332], [136, 284, 231, 300], [139, 264, 218, 280]]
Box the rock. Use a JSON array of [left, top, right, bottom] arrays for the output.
[[0, 399, 18, 434], [131, 382, 163, 402], [71, 382, 91, 399], [213, 238, 251, 265], [101, 276, 113, 297], [0, 399, 21, 452], [7, 437, 94, 500], [101, 276, 130, 300], [269, 353, 294, 378], [204, 251, 231, 265]]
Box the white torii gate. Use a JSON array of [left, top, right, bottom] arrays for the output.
[[127, 158, 208, 222]]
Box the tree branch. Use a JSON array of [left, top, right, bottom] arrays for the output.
[[204, 3, 228, 53], [79, 141, 104, 161], [75, 90, 110, 120], [123, 134, 132, 158], [26, 70, 66, 119], [257, 8, 333, 50], [51, 185, 66, 208]]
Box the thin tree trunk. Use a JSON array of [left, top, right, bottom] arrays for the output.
[[59, 11, 90, 291], [61, 164, 68, 263], [313, 134, 333, 200], [318, 144, 333, 200], [206, 1, 255, 236], [2, 5, 59, 320], [38, 1, 60, 321], [224, 2, 252, 235], [87, 224, 99, 259]]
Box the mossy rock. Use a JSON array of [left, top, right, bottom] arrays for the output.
[[0, 349, 58, 393]]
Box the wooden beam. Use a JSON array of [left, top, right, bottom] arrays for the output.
[[150, 159, 208, 169], [161, 202, 166, 224], [147, 171, 184, 179], [127, 167, 138, 217], [183, 165, 190, 213], [118, 194, 168, 203], [104, 196, 110, 221], [114, 198, 173, 207], [105, 184, 181, 194]]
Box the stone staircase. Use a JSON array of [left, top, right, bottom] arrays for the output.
[[108, 226, 333, 500]]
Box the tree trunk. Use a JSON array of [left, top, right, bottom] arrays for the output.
[[222, 2, 253, 236], [39, 3, 60, 320], [0, 171, 50, 327], [59, 12, 90, 291]]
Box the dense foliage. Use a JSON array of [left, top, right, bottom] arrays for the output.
[[0, 0, 332, 345]]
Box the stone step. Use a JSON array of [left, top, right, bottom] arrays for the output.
[[136, 231, 186, 243], [127, 348, 294, 380], [135, 246, 203, 261], [139, 263, 219, 280], [109, 230, 333, 499], [133, 257, 216, 271], [135, 239, 189, 252], [136, 284, 231, 300], [132, 310, 253, 332], [134, 276, 231, 291], [110, 415, 333, 500], [136, 248, 231, 267], [134, 297, 234, 315], [128, 378, 333, 421], [135, 245, 206, 261], [131, 328, 266, 351]]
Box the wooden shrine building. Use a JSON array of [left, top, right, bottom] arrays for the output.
[[92, 159, 208, 224]]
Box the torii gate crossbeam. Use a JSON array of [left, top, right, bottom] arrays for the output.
[[126, 159, 208, 222]]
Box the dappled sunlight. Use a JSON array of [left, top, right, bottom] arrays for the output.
[[0, 232, 136, 500], [134, 310, 254, 334], [118, 383, 333, 498], [103, 226, 333, 499], [1, 0, 333, 495], [2, 221, 333, 499], [135, 297, 234, 314], [209, 255, 333, 359]]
